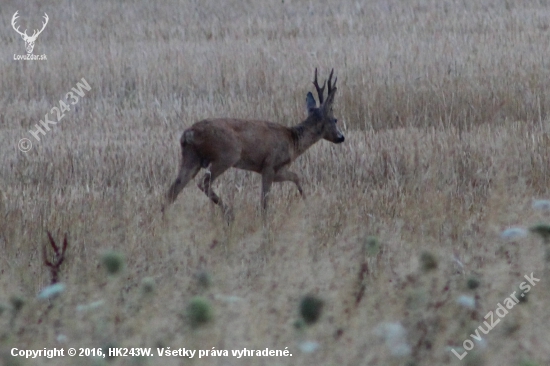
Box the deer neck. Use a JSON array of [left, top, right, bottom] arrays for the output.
[[290, 118, 324, 157]]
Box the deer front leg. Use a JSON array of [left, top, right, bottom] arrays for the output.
[[261, 168, 275, 214], [274, 167, 304, 197]]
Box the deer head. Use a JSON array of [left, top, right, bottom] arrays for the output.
[[12, 11, 49, 54], [306, 68, 344, 144]]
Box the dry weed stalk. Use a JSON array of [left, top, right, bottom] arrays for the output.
[[43, 231, 68, 285]]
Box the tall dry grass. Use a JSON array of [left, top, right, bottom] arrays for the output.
[[2, 0, 550, 365]]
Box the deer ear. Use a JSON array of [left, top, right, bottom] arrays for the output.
[[306, 92, 316, 113]]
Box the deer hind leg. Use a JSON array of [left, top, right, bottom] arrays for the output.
[[198, 160, 236, 219], [166, 147, 201, 204], [274, 167, 304, 197]]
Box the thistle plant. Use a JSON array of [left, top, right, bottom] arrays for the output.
[[196, 271, 212, 290], [9, 295, 25, 328], [529, 223, 550, 273], [500, 227, 528, 240], [466, 276, 480, 290], [101, 250, 125, 276], [299, 295, 324, 325], [419, 251, 438, 272], [10, 296, 24, 314], [186, 296, 213, 329], [356, 235, 382, 305], [364, 236, 381, 257], [37, 283, 66, 300], [519, 358, 540, 366], [141, 277, 155, 296], [529, 223, 550, 244]]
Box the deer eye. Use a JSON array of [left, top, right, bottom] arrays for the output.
[[333, 118, 338, 124]]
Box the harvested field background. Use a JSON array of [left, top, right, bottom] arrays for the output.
[[1, 0, 550, 365]]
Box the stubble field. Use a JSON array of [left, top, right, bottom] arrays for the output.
[[2, 0, 550, 365]]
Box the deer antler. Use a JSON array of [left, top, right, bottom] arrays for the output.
[[313, 68, 326, 105], [11, 11, 28, 38], [327, 68, 337, 96], [12, 12, 48, 41], [31, 13, 48, 40]]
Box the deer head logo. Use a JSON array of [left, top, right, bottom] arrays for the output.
[[11, 11, 49, 54]]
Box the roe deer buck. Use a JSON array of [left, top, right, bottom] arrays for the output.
[[165, 68, 344, 220]]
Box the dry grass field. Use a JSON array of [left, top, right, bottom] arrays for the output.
[[2, 0, 550, 365]]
